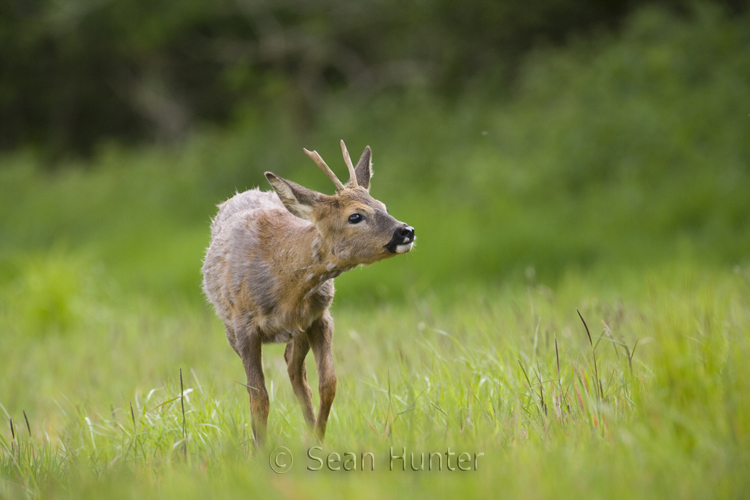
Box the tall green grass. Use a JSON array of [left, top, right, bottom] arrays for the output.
[[2, 259, 750, 498]]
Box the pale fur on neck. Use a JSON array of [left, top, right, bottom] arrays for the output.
[[294, 226, 354, 300]]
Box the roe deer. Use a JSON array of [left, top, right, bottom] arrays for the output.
[[201, 141, 415, 444]]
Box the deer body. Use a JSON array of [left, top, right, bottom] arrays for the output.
[[201, 142, 414, 444], [204, 189, 338, 345]]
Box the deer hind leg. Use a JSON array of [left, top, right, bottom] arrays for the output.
[[284, 336, 315, 428], [307, 313, 337, 441], [237, 325, 269, 447]]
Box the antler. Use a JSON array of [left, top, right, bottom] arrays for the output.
[[340, 140, 359, 188], [303, 148, 346, 192]]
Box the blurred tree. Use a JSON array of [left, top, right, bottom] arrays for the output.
[[0, 0, 744, 159]]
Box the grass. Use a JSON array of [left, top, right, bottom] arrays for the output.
[[2, 258, 750, 498]]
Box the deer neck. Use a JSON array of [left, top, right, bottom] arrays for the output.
[[292, 225, 353, 298]]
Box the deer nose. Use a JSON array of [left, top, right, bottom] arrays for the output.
[[397, 226, 415, 242]]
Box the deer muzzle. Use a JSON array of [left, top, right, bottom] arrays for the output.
[[385, 225, 415, 254]]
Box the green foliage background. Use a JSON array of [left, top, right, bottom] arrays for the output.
[[0, 0, 741, 154], [1, 2, 750, 499], [1, 3, 749, 301]]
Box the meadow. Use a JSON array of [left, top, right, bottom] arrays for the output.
[[2, 4, 750, 498]]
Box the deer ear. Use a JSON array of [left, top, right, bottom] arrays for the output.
[[354, 146, 372, 191], [265, 172, 321, 221]]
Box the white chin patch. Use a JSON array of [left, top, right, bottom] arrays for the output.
[[395, 242, 414, 254]]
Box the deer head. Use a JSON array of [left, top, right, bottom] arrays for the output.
[[265, 141, 415, 267]]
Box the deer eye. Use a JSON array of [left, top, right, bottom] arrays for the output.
[[348, 213, 363, 224]]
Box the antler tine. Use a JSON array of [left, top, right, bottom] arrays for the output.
[[340, 140, 359, 188], [303, 148, 345, 192]]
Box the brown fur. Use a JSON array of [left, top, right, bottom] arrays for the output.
[[201, 142, 414, 444]]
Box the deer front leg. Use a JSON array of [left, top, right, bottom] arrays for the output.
[[238, 327, 269, 447], [285, 336, 316, 428], [307, 313, 337, 441]]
